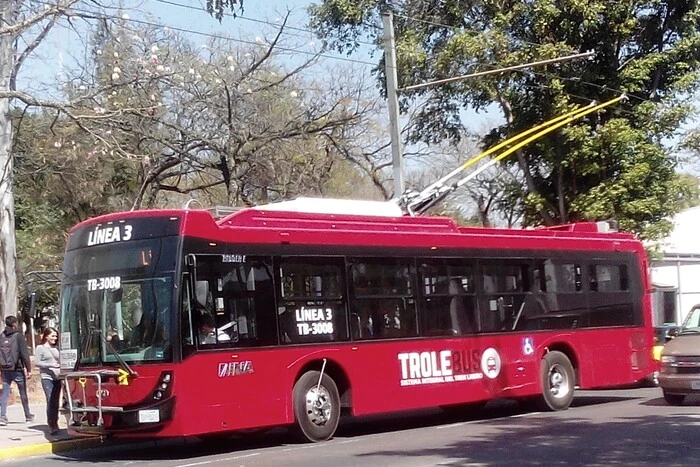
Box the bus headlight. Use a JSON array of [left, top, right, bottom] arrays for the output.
[[153, 371, 173, 401]]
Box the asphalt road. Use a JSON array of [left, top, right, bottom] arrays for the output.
[[5, 387, 700, 466]]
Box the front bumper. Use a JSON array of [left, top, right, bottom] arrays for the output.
[[658, 373, 700, 395], [64, 396, 176, 436]]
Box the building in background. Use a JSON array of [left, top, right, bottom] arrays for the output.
[[650, 206, 700, 326]]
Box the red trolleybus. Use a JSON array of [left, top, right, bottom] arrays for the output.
[[59, 199, 654, 442]]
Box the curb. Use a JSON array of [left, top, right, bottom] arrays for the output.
[[0, 437, 102, 460]]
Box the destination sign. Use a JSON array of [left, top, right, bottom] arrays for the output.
[[67, 217, 181, 251], [87, 225, 133, 246]]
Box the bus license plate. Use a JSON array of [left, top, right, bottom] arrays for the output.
[[692, 381, 700, 390], [138, 410, 160, 423]]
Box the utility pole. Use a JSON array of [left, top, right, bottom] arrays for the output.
[[381, 11, 404, 197], [380, 9, 594, 202]]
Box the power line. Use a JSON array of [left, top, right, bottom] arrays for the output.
[[392, 11, 579, 54], [29, 1, 655, 119], [520, 67, 652, 105], [400, 50, 595, 92], [32, 0, 379, 67], [147, 0, 380, 48]]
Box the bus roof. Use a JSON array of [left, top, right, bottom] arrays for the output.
[[67, 199, 639, 253], [254, 197, 404, 217]]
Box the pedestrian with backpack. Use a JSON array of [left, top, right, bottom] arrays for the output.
[[0, 315, 34, 426]]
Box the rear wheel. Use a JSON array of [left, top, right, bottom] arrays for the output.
[[662, 390, 685, 406], [538, 351, 575, 411], [292, 371, 340, 442]]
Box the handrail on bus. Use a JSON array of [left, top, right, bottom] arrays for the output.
[[397, 95, 627, 217]]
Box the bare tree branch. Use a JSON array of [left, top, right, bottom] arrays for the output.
[[0, 0, 77, 37]]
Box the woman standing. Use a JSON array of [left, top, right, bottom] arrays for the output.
[[35, 327, 61, 435]]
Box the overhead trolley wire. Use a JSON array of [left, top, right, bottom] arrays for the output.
[[400, 94, 628, 216], [32, 0, 380, 67]]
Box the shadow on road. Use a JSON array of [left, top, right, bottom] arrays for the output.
[[352, 412, 700, 466], [52, 389, 694, 464]]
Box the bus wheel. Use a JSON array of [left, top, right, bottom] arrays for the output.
[[539, 351, 575, 411], [662, 390, 685, 406], [292, 371, 340, 442]]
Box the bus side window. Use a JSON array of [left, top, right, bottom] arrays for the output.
[[180, 274, 196, 353], [349, 258, 417, 340], [480, 262, 528, 332], [350, 304, 376, 339], [195, 280, 209, 309]]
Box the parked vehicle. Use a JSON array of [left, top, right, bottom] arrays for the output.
[[658, 305, 700, 404]]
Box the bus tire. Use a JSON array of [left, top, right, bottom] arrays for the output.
[[292, 371, 340, 442], [538, 351, 575, 411], [662, 390, 685, 406]]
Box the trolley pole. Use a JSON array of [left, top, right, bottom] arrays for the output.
[[382, 11, 404, 197]]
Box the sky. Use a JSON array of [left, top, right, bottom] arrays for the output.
[[15, 0, 508, 203], [21, 0, 376, 96], [20, 0, 500, 129]]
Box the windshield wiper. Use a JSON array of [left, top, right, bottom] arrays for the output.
[[99, 331, 138, 378]]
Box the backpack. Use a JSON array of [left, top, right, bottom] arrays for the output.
[[0, 332, 18, 370]]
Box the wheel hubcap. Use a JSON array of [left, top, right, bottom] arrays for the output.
[[548, 364, 570, 399], [304, 386, 332, 427]]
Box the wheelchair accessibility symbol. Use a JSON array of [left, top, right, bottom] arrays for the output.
[[522, 337, 534, 356]]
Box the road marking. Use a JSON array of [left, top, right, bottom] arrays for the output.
[[175, 452, 260, 467], [282, 444, 324, 452], [435, 412, 537, 429]]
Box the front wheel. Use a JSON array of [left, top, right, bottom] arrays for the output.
[[292, 371, 340, 442], [538, 351, 575, 411], [662, 390, 685, 406]]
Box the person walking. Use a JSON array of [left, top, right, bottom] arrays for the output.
[[35, 327, 61, 435], [0, 316, 34, 426]]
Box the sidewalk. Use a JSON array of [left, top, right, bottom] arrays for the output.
[[0, 402, 98, 460]]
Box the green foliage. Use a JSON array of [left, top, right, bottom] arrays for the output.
[[205, 0, 244, 21], [12, 109, 142, 273], [672, 173, 700, 211], [12, 17, 385, 277], [310, 0, 700, 240]]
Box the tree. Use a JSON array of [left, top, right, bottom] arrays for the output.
[[11, 11, 390, 283], [309, 0, 700, 240], [12, 108, 142, 277], [59, 15, 383, 209], [1, 0, 82, 322]]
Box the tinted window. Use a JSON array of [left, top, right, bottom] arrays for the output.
[[420, 260, 477, 336], [541, 261, 582, 293], [349, 258, 417, 340], [188, 255, 278, 348], [277, 258, 348, 344], [480, 262, 530, 332], [587, 263, 633, 326], [589, 264, 628, 292], [482, 264, 528, 294]]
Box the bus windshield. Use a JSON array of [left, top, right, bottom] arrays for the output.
[[60, 237, 178, 367]]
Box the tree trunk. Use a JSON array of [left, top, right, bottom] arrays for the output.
[[496, 91, 556, 225], [0, 1, 19, 323]]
